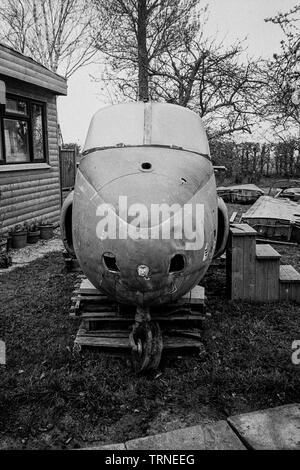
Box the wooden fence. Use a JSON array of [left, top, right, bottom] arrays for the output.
[[60, 147, 77, 191]]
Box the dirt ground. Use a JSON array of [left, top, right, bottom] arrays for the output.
[[0, 204, 299, 449]]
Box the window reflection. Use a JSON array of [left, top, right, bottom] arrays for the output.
[[0, 123, 3, 161], [6, 98, 28, 116], [4, 119, 30, 163], [32, 104, 44, 160]]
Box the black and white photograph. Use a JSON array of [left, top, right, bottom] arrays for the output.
[[0, 0, 299, 455]]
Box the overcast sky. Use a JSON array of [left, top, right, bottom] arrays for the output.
[[57, 0, 292, 146]]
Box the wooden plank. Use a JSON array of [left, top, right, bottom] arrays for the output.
[[78, 311, 205, 322], [5, 79, 56, 102], [291, 284, 300, 303], [280, 282, 300, 303], [0, 178, 59, 192], [2, 206, 60, 229], [256, 244, 281, 260], [226, 231, 233, 298], [178, 285, 205, 305], [255, 259, 269, 302], [231, 234, 244, 299], [243, 232, 256, 300], [80, 278, 98, 291], [280, 283, 289, 301], [266, 259, 280, 301], [3, 193, 59, 212], [230, 211, 238, 223], [256, 238, 298, 247], [1, 183, 59, 199], [230, 224, 257, 237], [0, 189, 59, 208], [280, 265, 300, 283], [75, 331, 201, 351], [0, 48, 67, 95]]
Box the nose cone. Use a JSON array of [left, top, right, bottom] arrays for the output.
[[73, 147, 217, 306], [98, 235, 209, 306]]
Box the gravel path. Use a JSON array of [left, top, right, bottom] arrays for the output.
[[0, 229, 64, 275]]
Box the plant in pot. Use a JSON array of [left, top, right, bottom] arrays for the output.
[[27, 220, 40, 244], [6, 232, 12, 251], [37, 218, 54, 240], [0, 232, 12, 268], [11, 223, 28, 249], [0, 233, 8, 254]]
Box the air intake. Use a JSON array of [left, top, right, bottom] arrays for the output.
[[169, 254, 185, 273], [103, 253, 119, 272]]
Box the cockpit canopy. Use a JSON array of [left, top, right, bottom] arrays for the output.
[[83, 102, 210, 158]]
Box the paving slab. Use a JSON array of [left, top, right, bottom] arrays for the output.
[[125, 420, 246, 450], [228, 404, 300, 450]]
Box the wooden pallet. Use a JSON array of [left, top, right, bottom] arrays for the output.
[[71, 278, 206, 354]]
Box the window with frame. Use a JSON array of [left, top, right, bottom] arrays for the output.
[[0, 95, 47, 165]]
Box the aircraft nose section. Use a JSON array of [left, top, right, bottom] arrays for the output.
[[98, 172, 195, 220], [100, 235, 193, 306]]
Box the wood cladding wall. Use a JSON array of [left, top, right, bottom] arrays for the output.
[[0, 77, 64, 233]]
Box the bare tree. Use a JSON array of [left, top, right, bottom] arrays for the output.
[[93, 0, 262, 139], [262, 4, 300, 136], [0, 0, 101, 77], [149, 38, 261, 139], [93, 0, 201, 98]]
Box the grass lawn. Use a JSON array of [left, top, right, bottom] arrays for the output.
[[0, 211, 299, 449]]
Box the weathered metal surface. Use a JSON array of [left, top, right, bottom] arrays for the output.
[[217, 184, 264, 204], [245, 196, 300, 221], [63, 102, 225, 307], [242, 195, 300, 242]]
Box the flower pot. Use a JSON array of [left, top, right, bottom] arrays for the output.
[[27, 230, 41, 244], [38, 224, 54, 240], [7, 236, 12, 251], [0, 253, 12, 269], [12, 231, 27, 249]]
